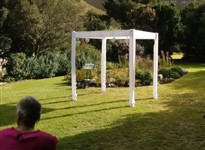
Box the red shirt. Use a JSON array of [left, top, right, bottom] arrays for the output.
[[0, 127, 58, 150]]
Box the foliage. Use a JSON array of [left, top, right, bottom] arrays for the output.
[[3, 50, 71, 81], [136, 71, 152, 85], [107, 68, 129, 86], [180, 2, 205, 62], [0, 36, 12, 59], [55, 50, 71, 76], [171, 67, 184, 76], [158, 68, 181, 79], [76, 44, 101, 70], [103, 0, 182, 54], [103, 0, 135, 23], [84, 11, 107, 31], [107, 40, 129, 63], [4, 53, 26, 80], [159, 51, 173, 68], [84, 11, 122, 58], [136, 55, 153, 72], [152, 3, 182, 53], [1, 0, 84, 56], [0, 7, 12, 59]]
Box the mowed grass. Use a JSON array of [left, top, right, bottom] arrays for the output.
[[1, 61, 205, 149]]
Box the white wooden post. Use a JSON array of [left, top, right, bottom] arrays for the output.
[[101, 38, 107, 92], [153, 33, 159, 99], [129, 30, 136, 107], [71, 31, 77, 101]]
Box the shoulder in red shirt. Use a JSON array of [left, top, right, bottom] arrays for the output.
[[0, 127, 58, 150]]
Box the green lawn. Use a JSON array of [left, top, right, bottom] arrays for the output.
[[1, 62, 205, 149]]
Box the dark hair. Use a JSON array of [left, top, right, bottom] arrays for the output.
[[16, 96, 41, 128]]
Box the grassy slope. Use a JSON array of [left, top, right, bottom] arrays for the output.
[[81, 0, 105, 14], [83, 0, 196, 11], [84, 0, 105, 10], [1, 62, 205, 149]]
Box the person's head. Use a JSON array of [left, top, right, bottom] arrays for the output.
[[16, 96, 42, 128]]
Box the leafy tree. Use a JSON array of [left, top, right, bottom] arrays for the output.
[[0, 6, 12, 59], [103, 0, 135, 23], [180, 2, 205, 61], [4, 53, 26, 80], [152, 3, 182, 53], [103, 0, 182, 54], [85, 11, 107, 31], [2, 0, 84, 56], [76, 44, 101, 70]]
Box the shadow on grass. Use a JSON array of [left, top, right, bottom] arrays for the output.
[[0, 104, 16, 127], [57, 72, 205, 150], [58, 99, 205, 150], [0, 104, 56, 127], [42, 105, 128, 121], [40, 96, 71, 104]]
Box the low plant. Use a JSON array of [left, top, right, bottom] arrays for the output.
[[136, 71, 152, 86], [158, 68, 181, 79], [136, 55, 153, 73], [159, 51, 172, 68], [171, 67, 184, 76], [107, 68, 129, 86]]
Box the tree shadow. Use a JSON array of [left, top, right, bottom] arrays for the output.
[[40, 96, 71, 104], [58, 101, 205, 150], [57, 74, 205, 150], [41, 100, 128, 121], [0, 104, 16, 127], [41, 97, 153, 121]]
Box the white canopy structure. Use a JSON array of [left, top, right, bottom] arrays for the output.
[[71, 29, 158, 107]]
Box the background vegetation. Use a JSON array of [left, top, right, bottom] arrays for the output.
[[0, 0, 205, 82]]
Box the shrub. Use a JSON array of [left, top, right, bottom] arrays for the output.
[[159, 51, 172, 68], [170, 71, 181, 79], [55, 50, 71, 76], [4, 51, 62, 80], [76, 70, 87, 81], [136, 55, 153, 73], [136, 71, 152, 86], [107, 68, 129, 86], [76, 44, 101, 70], [5, 53, 26, 80], [158, 68, 181, 79], [171, 67, 184, 76], [35, 53, 58, 78], [21, 57, 39, 79]]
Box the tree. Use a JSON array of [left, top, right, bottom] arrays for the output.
[[103, 0, 135, 23], [181, 2, 205, 61], [103, 0, 182, 54], [0, 6, 12, 60], [2, 0, 85, 56], [152, 3, 182, 53]]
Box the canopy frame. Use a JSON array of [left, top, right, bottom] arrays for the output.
[[71, 29, 158, 107]]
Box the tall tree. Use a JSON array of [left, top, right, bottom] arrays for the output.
[[152, 3, 182, 52], [2, 0, 84, 56], [181, 2, 205, 61], [103, 0, 182, 53], [0, 6, 12, 60]]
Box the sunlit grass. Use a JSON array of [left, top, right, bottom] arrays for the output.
[[1, 62, 205, 149]]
